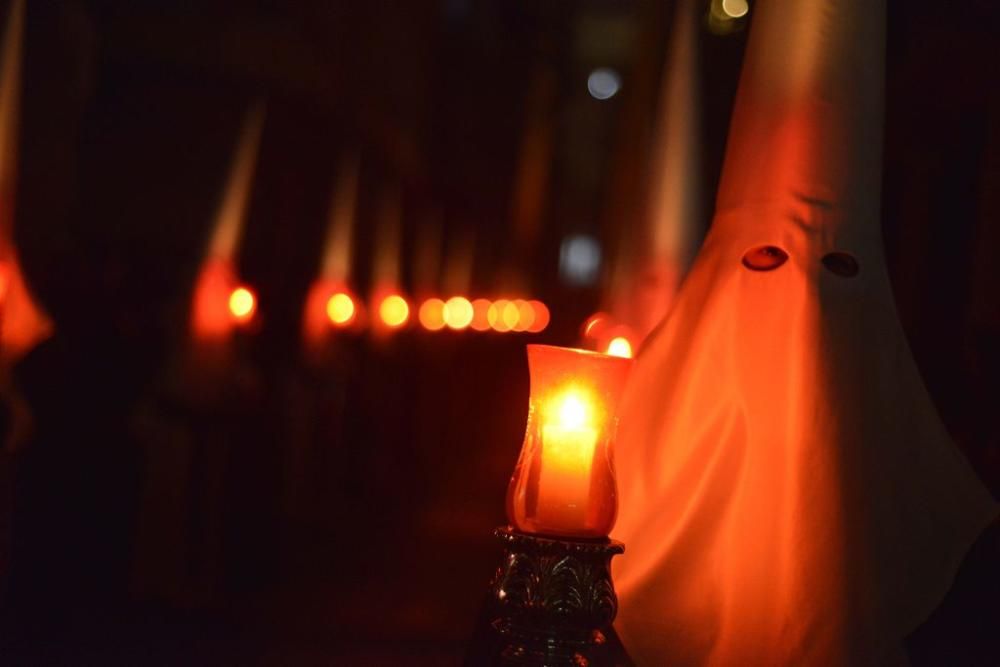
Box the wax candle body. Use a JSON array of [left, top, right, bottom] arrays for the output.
[[535, 400, 599, 528]]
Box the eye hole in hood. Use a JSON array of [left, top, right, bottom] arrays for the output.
[[821, 252, 859, 277], [741, 245, 789, 272]]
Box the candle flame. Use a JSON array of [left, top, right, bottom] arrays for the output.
[[544, 388, 598, 431], [607, 336, 633, 358], [556, 392, 588, 429], [326, 292, 355, 325], [228, 286, 256, 322], [443, 296, 473, 330], [378, 294, 409, 328], [419, 298, 446, 331]]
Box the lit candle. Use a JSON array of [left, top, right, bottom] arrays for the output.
[[536, 389, 600, 528], [506, 345, 633, 539]]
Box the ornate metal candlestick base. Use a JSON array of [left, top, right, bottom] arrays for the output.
[[465, 527, 634, 666]]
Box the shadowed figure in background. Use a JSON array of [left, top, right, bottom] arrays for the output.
[[611, 0, 998, 664]]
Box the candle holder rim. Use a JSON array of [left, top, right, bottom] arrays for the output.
[[496, 526, 625, 554], [526, 343, 634, 365]]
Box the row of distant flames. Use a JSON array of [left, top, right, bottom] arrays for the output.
[[222, 284, 634, 358]]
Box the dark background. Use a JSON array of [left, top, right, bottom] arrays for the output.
[[0, 0, 998, 664]]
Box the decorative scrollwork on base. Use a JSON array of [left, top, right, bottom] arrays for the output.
[[482, 527, 630, 666]]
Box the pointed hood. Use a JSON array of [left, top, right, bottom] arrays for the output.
[[635, 0, 702, 337], [606, 0, 702, 346], [612, 1, 997, 664], [713, 0, 885, 250], [0, 0, 53, 360], [191, 105, 264, 342]]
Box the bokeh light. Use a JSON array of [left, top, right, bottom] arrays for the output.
[[526, 300, 550, 333], [228, 286, 256, 323], [559, 235, 602, 286], [513, 299, 535, 332], [326, 292, 356, 326], [721, 0, 749, 18], [419, 298, 446, 331], [488, 299, 511, 332], [379, 294, 410, 328], [582, 312, 611, 339], [444, 296, 474, 330], [606, 336, 633, 359], [501, 301, 520, 330], [587, 68, 621, 100], [708, 0, 749, 34], [470, 299, 492, 331]]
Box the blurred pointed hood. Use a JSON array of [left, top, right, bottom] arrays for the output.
[[0, 0, 53, 360], [638, 0, 701, 331], [205, 104, 265, 262], [320, 155, 358, 283], [191, 105, 264, 342], [606, 0, 701, 346]]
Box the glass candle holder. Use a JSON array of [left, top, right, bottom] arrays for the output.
[[506, 344, 633, 539]]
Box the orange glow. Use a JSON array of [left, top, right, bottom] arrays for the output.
[[0, 1, 54, 361], [526, 300, 550, 333], [488, 299, 511, 332], [582, 312, 611, 339], [228, 286, 256, 323], [470, 298, 492, 331], [419, 298, 446, 331], [192, 260, 236, 340], [379, 294, 409, 328], [302, 280, 363, 347], [501, 301, 520, 330], [326, 292, 356, 326], [0, 254, 52, 360], [443, 296, 473, 330], [606, 336, 633, 358], [512, 299, 535, 332], [506, 345, 633, 538]]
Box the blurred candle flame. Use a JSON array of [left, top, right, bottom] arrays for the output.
[[606, 336, 633, 359], [228, 286, 256, 323], [526, 300, 550, 333], [443, 296, 473, 330], [378, 294, 409, 329], [470, 298, 492, 332], [326, 292, 356, 326], [419, 298, 446, 331]]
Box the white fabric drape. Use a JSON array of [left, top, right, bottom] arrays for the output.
[[612, 1, 998, 664]]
